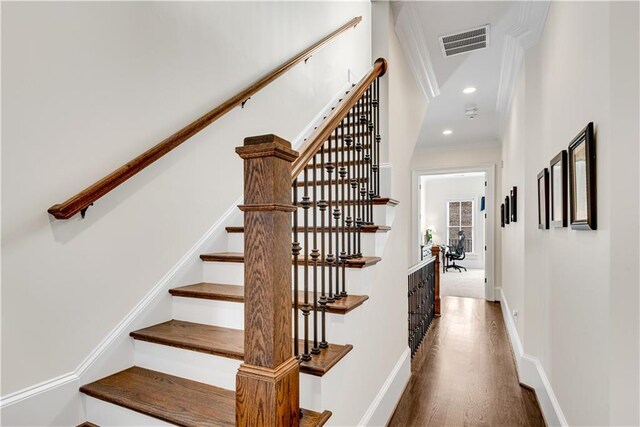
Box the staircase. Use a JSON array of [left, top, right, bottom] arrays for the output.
[[77, 59, 392, 426]]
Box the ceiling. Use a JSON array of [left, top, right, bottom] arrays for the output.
[[393, 1, 549, 149]]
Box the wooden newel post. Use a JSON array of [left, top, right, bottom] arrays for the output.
[[235, 134, 300, 426], [432, 245, 441, 317]]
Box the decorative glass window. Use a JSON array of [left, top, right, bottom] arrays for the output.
[[447, 200, 474, 252]]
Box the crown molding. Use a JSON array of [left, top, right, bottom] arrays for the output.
[[496, 1, 550, 119], [393, 2, 440, 103]]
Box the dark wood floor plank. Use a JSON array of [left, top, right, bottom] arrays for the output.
[[169, 283, 369, 314], [199, 252, 381, 268], [80, 367, 330, 427], [388, 297, 546, 427], [130, 320, 352, 377]]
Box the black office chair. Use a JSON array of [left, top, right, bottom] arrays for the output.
[[445, 231, 467, 272]]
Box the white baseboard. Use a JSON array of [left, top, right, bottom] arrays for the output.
[[497, 287, 568, 426], [358, 347, 411, 427]]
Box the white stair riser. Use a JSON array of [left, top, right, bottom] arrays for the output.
[[202, 262, 376, 292], [134, 340, 240, 391], [227, 231, 382, 256], [172, 297, 364, 343], [84, 395, 173, 426], [133, 340, 322, 410], [173, 297, 245, 329]]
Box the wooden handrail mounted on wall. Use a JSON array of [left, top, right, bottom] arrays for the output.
[[48, 16, 362, 220]]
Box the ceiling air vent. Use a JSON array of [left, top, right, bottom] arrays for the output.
[[439, 25, 490, 57]]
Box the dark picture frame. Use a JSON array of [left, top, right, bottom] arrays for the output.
[[549, 150, 568, 228], [500, 204, 505, 228], [568, 122, 596, 230], [537, 168, 549, 230], [504, 196, 510, 225], [510, 186, 517, 222]]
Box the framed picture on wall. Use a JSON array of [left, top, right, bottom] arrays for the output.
[[500, 204, 505, 228], [550, 150, 568, 227], [537, 168, 549, 230], [568, 122, 596, 230], [510, 186, 518, 222], [504, 196, 510, 225]]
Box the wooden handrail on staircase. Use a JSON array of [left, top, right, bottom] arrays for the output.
[[47, 16, 363, 220], [291, 57, 387, 180]]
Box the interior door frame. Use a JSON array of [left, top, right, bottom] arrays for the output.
[[411, 164, 496, 301]]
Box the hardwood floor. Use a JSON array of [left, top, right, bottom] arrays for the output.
[[388, 297, 545, 427]]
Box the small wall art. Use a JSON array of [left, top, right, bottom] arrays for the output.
[[537, 168, 549, 230], [510, 186, 517, 222], [504, 196, 510, 225], [550, 150, 568, 227]]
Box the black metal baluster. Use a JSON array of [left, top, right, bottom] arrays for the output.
[[326, 136, 335, 302], [361, 92, 370, 227], [371, 81, 377, 198], [339, 119, 348, 297], [292, 180, 300, 359], [375, 78, 381, 197], [356, 96, 364, 257], [367, 86, 375, 224], [318, 146, 328, 349], [333, 126, 342, 299], [346, 106, 354, 258], [301, 169, 311, 361], [311, 155, 320, 355], [363, 87, 371, 225]]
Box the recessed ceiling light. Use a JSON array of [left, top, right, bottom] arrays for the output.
[[442, 129, 453, 135], [463, 87, 477, 94]]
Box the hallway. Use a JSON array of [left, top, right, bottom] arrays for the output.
[[388, 297, 545, 427]]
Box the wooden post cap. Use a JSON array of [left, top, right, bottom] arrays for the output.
[[244, 134, 290, 147], [236, 134, 299, 161]]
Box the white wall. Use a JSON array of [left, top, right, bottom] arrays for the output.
[[421, 174, 485, 269], [499, 2, 639, 425], [1, 1, 371, 396], [356, 3, 428, 425]]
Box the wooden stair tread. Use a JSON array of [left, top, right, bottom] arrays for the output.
[[130, 320, 353, 376], [170, 283, 369, 314], [80, 367, 330, 427], [225, 224, 390, 234], [200, 252, 382, 268]]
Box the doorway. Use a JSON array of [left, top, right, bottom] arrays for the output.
[[411, 165, 496, 301]]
